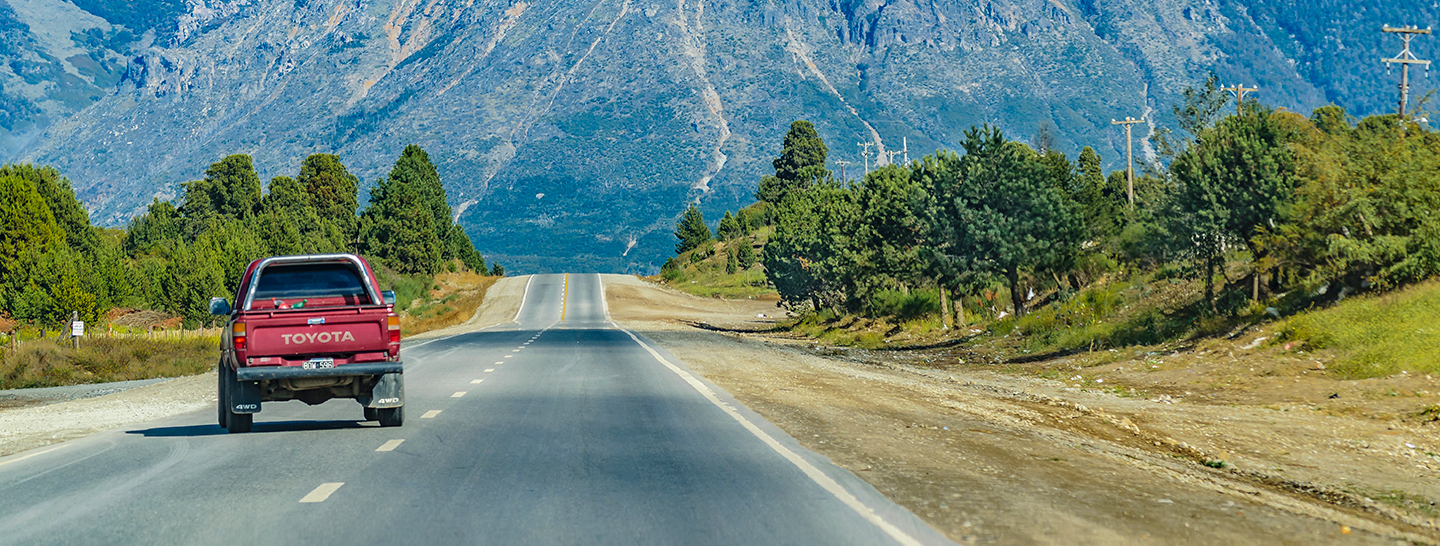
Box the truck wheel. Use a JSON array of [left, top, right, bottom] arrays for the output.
[[377, 406, 403, 427], [226, 411, 253, 433], [223, 364, 253, 433], [363, 407, 378, 422], [217, 361, 229, 429]]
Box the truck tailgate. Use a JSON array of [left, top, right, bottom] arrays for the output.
[[245, 308, 390, 358]]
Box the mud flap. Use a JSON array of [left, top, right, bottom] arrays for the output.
[[364, 373, 404, 408], [229, 374, 262, 414]]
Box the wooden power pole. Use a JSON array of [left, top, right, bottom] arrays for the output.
[[1110, 117, 1144, 207], [834, 160, 851, 186], [1221, 84, 1259, 114], [1383, 25, 1432, 119]]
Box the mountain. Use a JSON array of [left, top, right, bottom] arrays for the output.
[[5, 0, 1437, 273]]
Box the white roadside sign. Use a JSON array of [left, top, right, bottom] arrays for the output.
[[71, 321, 84, 337]]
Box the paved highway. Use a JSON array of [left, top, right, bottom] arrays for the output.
[[0, 274, 951, 545]]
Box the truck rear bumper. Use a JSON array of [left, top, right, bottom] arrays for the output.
[[236, 361, 403, 381]]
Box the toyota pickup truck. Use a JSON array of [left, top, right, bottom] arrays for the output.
[[209, 254, 404, 433]]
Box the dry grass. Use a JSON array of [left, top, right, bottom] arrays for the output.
[[0, 336, 219, 389], [399, 270, 500, 336]]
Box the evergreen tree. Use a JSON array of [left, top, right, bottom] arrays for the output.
[[726, 244, 739, 274], [1171, 102, 1297, 312], [855, 164, 931, 306], [717, 211, 741, 240], [674, 204, 712, 254], [0, 174, 63, 284], [927, 127, 1083, 317], [179, 154, 262, 221], [763, 183, 861, 311], [756, 121, 831, 205], [491, 262, 505, 276], [0, 164, 99, 255], [736, 237, 756, 269], [297, 154, 359, 232]]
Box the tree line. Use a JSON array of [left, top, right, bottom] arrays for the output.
[[0, 144, 497, 328], [676, 80, 1440, 323]]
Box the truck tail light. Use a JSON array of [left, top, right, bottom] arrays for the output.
[[388, 315, 401, 344], [233, 322, 247, 351]]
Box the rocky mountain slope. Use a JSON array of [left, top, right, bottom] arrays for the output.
[[5, 0, 1436, 273]]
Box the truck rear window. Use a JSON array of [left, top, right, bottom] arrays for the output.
[[253, 264, 371, 302]]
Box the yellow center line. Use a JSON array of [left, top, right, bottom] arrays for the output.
[[561, 273, 569, 322]]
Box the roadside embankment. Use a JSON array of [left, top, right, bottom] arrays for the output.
[[603, 274, 1438, 544]]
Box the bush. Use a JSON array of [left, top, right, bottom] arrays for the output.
[[868, 289, 941, 320]]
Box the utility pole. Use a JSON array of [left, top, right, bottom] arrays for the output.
[[1382, 25, 1432, 119], [882, 150, 903, 167], [901, 137, 910, 165], [1221, 84, 1259, 114], [858, 142, 874, 176], [1110, 116, 1143, 207], [835, 160, 851, 185]]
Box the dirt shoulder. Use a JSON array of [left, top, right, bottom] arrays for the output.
[[0, 276, 527, 459], [603, 274, 1438, 544], [0, 373, 213, 458]]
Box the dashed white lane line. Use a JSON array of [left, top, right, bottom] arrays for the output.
[[421, 410, 442, 419], [513, 349, 522, 352], [471, 379, 484, 384], [503, 355, 513, 359], [300, 483, 344, 503], [452, 391, 467, 398], [484, 369, 495, 373], [494, 361, 504, 365], [376, 440, 404, 452]]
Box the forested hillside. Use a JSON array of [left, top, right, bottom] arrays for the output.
[[668, 85, 1440, 377], [0, 145, 492, 330]]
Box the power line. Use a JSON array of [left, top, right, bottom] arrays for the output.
[[1382, 25, 1432, 119], [1110, 116, 1144, 208]]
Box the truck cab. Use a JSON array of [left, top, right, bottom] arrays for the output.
[[211, 254, 404, 433]]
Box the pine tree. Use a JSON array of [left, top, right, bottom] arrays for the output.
[[717, 211, 741, 240], [674, 204, 712, 254], [0, 164, 99, 255], [736, 237, 756, 269], [490, 262, 505, 276], [726, 244, 739, 273], [0, 174, 64, 284], [756, 121, 831, 205]]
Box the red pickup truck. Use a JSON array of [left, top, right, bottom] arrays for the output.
[[210, 254, 404, 433]]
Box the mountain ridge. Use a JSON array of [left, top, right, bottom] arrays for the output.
[[3, 0, 1436, 273]]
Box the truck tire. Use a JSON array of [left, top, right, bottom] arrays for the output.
[[217, 361, 229, 429], [377, 406, 403, 427], [223, 364, 253, 433], [363, 407, 378, 422]]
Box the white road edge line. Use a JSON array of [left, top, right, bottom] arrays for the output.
[[376, 439, 404, 452], [618, 328, 924, 546], [420, 410, 442, 419], [300, 482, 344, 503], [513, 275, 535, 323], [598, 274, 612, 322], [0, 444, 69, 469]]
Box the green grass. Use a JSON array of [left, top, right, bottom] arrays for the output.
[[658, 228, 777, 300], [0, 336, 219, 389], [1279, 280, 1440, 379]]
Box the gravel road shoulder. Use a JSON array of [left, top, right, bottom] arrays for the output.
[[603, 274, 1437, 544]]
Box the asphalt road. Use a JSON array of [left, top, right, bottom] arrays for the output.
[[0, 274, 952, 545]]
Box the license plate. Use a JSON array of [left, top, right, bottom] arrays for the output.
[[303, 358, 335, 369]]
